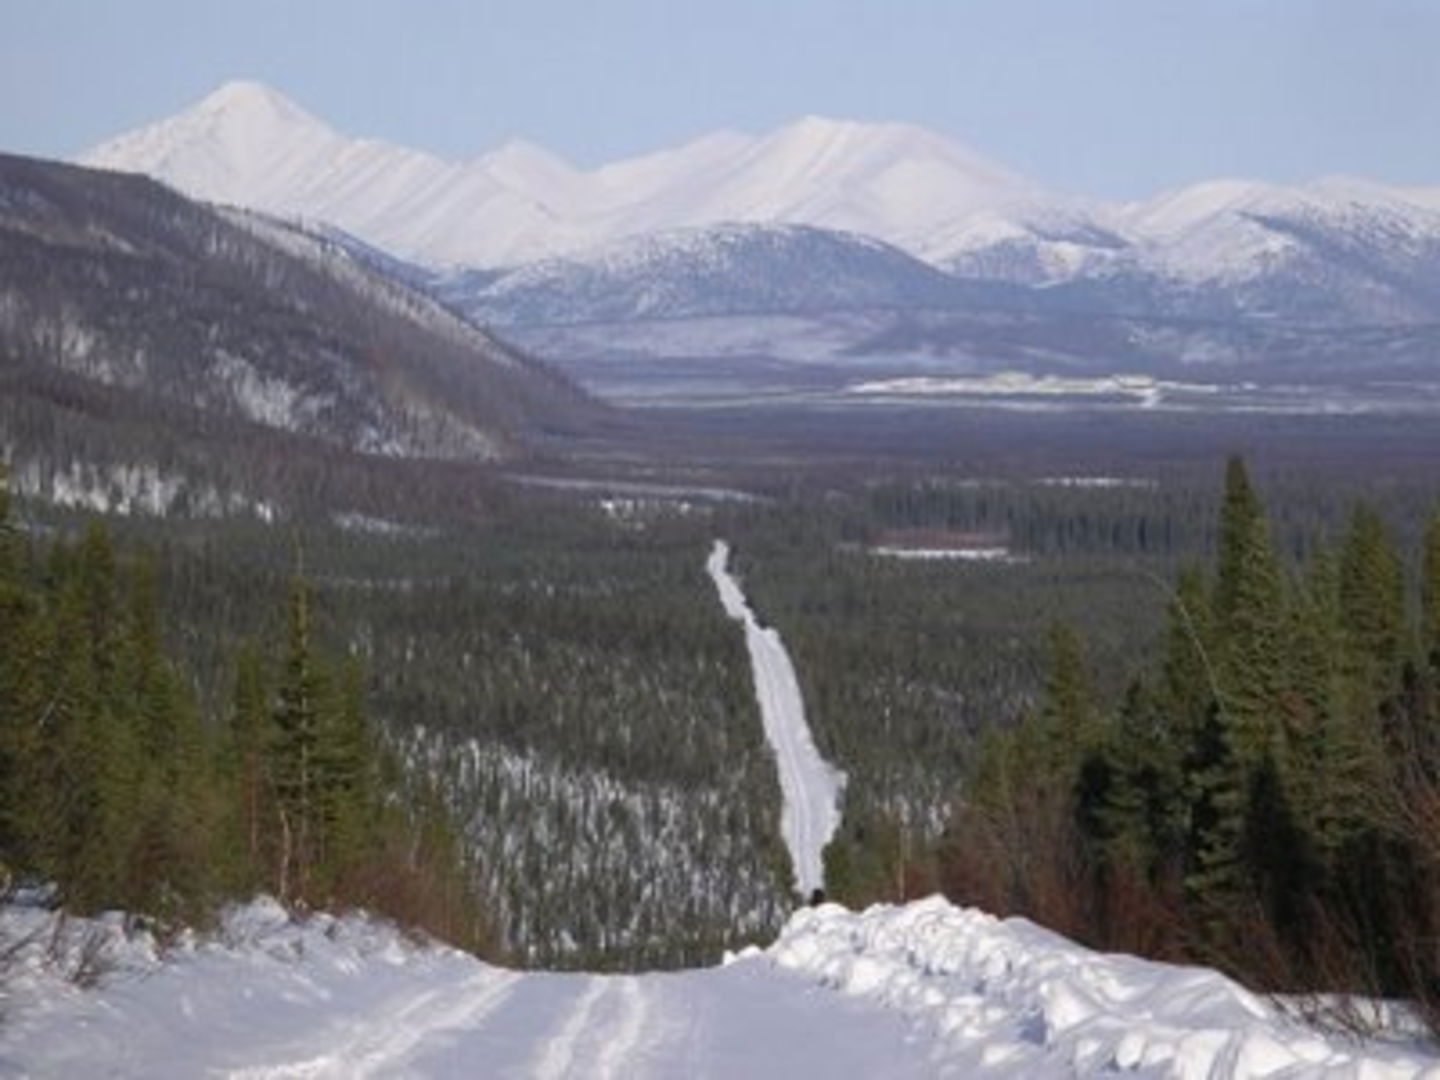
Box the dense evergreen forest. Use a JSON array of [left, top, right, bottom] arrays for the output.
[[0, 470, 485, 946], [2, 480, 792, 969], [936, 461, 1440, 1026], [8, 444, 1440, 1021], [720, 460, 1440, 1028]]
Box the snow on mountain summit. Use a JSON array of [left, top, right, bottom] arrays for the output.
[[84, 80, 351, 210], [79, 83, 1047, 270], [630, 114, 1043, 247], [80, 81, 1440, 319]]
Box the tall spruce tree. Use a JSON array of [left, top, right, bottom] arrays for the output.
[[271, 570, 327, 902], [225, 642, 272, 891], [1211, 459, 1287, 759], [1191, 459, 1289, 908], [0, 465, 40, 884], [1159, 565, 1219, 741], [1338, 504, 1406, 706], [1421, 513, 1440, 670], [316, 657, 378, 891], [1038, 622, 1100, 765]]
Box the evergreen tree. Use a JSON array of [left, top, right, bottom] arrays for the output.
[[1279, 549, 1373, 859], [1158, 564, 1217, 739], [225, 642, 272, 890], [1091, 677, 1187, 875], [1420, 514, 1440, 669], [271, 571, 327, 902], [123, 554, 213, 917], [1213, 456, 1266, 636], [1240, 752, 1319, 958], [1037, 621, 1100, 764], [316, 657, 378, 891], [1184, 460, 1288, 907], [0, 466, 42, 883], [1338, 504, 1406, 707]]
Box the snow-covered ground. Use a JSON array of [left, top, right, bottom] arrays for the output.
[[706, 539, 846, 897], [3, 896, 1435, 1078]]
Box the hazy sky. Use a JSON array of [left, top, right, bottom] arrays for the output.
[[4, 0, 1436, 199]]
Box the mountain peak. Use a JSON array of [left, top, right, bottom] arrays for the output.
[[69, 92, 1066, 270], [197, 79, 294, 112], [186, 79, 331, 137], [476, 138, 576, 180]]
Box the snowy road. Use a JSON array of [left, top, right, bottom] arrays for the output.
[[4, 897, 1436, 1077], [706, 539, 845, 897]]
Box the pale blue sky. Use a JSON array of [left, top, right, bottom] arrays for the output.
[[3, 0, 1436, 198]]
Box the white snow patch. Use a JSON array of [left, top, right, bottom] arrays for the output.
[[869, 546, 1021, 563], [4, 896, 1437, 1077], [846, 371, 1219, 408], [10, 459, 272, 521], [331, 511, 436, 539], [1038, 476, 1161, 490]]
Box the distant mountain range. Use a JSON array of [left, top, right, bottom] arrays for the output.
[[82, 81, 1039, 272], [80, 80, 1440, 335]]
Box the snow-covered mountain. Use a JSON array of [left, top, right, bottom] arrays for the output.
[[1056, 178, 1440, 324], [927, 199, 1134, 286], [444, 222, 995, 326], [81, 80, 1440, 337], [81, 81, 1052, 271]]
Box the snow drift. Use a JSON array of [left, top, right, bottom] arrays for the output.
[[2, 896, 1435, 1077]]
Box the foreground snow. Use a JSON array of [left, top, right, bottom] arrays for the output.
[[2, 896, 1435, 1078], [707, 539, 846, 896]]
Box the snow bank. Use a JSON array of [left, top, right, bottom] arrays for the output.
[[3, 896, 1439, 1077], [0, 898, 502, 1078], [769, 896, 1439, 1078]]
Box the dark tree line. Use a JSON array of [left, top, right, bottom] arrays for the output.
[[9, 491, 793, 970], [938, 458, 1440, 1026], [0, 469, 486, 947]]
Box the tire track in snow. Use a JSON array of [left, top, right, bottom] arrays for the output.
[[530, 975, 652, 1080], [594, 976, 649, 1080], [531, 978, 605, 1080], [227, 968, 519, 1079], [707, 540, 845, 897]]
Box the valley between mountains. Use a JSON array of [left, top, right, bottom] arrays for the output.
[[5, 71, 1440, 1080]]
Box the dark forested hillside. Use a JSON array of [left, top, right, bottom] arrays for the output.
[[0, 152, 607, 520]]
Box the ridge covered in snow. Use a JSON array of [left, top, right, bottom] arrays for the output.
[[447, 222, 976, 325], [2, 895, 1433, 1077], [80, 82, 1058, 270], [80, 81, 1440, 330]]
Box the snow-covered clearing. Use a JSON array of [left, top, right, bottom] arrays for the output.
[[706, 539, 846, 897], [869, 544, 1021, 563], [3, 896, 1436, 1078]]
